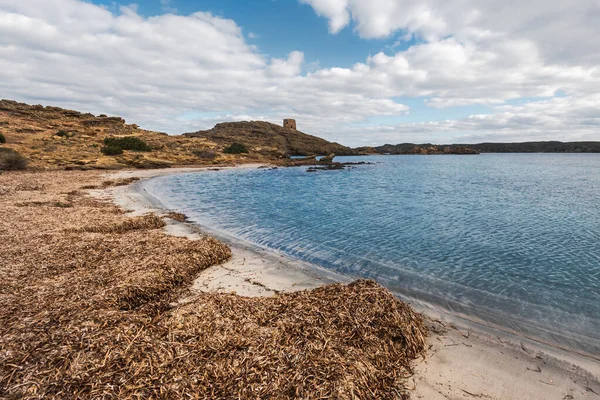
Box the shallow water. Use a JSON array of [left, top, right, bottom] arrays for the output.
[[145, 154, 600, 356]]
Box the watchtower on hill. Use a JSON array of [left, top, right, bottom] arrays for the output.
[[283, 119, 297, 130]]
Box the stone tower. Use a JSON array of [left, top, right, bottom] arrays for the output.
[[283, 119, 297, 130]]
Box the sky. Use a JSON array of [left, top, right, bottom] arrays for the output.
[[0, 0, 599, 146]]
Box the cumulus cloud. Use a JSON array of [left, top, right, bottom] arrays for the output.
[[299, 0, 600, 106], [0, 0, 598, 146], [299, 0, 350, 33], [268, 51, 305, 77], [0, 0, 405, 138], [296, 0, 600, 145], [299, 0, 600, 66]]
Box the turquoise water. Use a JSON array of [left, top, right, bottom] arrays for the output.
[[145, 154, 600, 356]]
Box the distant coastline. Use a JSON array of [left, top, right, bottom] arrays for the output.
[[357, 141, 600, 155]]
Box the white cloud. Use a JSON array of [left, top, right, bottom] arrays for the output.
[[0, 0, 599, 147], [0, 0, 405, 140], [299, 0, 350, 33], [298, 0, 600, 67], [268, 51, 305, 77], [340, 94, 600, 146], [295, 0, 600, 145]]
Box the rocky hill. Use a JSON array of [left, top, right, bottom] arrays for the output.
[[0, 100, 361, 170], [0, 100, 236, 170], [184, 121, 357, 157]]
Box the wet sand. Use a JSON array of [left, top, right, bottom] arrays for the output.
[[106, 167, 600, 400]]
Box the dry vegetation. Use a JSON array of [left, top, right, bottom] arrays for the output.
[[0, 171, 428, 399], [166, 211, 189, 222], [0, 100, 278, 171], [0, 100, 355, 171]]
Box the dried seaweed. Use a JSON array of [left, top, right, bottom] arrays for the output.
[[166, 211, 189, 222], [0, 171, 428, 400], [101, 177, 141, 187], [76, 213, 166, 234]]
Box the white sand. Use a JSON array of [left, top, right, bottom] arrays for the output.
[[99, 167, 600, 400]]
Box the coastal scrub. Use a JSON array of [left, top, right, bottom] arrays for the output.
[[103, 136, 152, 152], [0, 148, 28, 170], [224, 142, 249, 154]]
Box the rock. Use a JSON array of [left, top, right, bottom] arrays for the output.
[[319, 154, 335, 164], [288, 155, 318, 166], [82, 117, 125, 127]]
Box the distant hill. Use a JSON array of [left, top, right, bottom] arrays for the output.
[[184, 121, 357, 157], [356, 143, 479, 155], [358, 141, 600, 154], [464, 141, 600, 153]]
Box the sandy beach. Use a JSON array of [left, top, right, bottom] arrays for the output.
[[106, 167, 600, 400]]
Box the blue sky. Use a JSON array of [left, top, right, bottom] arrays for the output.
[[1, 0, 598, 145], [95, 0, 405, 66]]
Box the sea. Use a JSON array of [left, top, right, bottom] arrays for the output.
[[144, 154, 600, 357]]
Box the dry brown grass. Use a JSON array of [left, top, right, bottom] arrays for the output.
[[0, 171, 428, 399]]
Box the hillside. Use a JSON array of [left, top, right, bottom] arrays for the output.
[[0, 100, 238, 170], [184, 121, 357, 156], [0, 100, 356, 171]]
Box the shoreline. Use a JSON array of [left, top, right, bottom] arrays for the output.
[[103, 166, 353, 296], [103, 166, 600, 399]]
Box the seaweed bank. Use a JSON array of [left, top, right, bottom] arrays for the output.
[[0, 169, 428, 399]]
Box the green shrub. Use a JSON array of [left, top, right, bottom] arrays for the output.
[[0, 149, 28, 170], [101, 145, 124, 156], [192, 149, 216, 159], [223, 142, 249, 154], [103, 137, 152, 152], [0, 132, 5, 144]]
